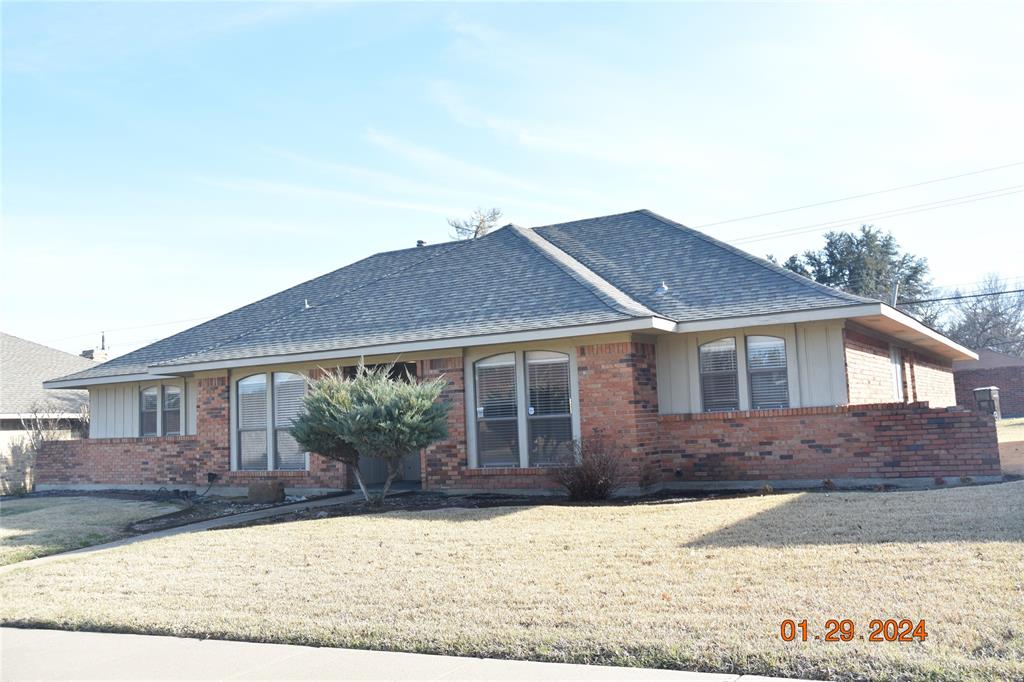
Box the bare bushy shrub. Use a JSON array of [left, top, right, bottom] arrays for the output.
[[554, 434, 621, 502]]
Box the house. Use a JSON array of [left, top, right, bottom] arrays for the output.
[[38, 210, 1000, 495], [0, 333, 96, 493], [954, 349, 1024, 418]]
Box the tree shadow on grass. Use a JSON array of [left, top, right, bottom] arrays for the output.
[[685, 484, 1024, 548]]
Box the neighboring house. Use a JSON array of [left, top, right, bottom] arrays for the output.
[[954, 349, 1024, 418], [39, 210, 999, 494], [0, 333, 95, 493]]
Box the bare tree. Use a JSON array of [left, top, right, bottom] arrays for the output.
[[943, 275, 1024, 356], [448, 207, 503, 240]]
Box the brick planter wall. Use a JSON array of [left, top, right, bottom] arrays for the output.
[[654, 402, 999, 483], [35, 373, 349, 491], [955, 366, 1024, 418]]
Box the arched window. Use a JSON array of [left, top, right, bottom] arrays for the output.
[[474, 353, 519, 467], [236, 372, 308, 471], [237, 374, 268, 470], [699, 338, 739, 412], [273, 372, 306, 471], [163, 385, 182, 436], [526, 351, 572, 466], [746, 335, 789, 409], [140, 387, 159, 436]]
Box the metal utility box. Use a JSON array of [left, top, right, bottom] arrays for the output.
[[973, 386, 1001, 420]]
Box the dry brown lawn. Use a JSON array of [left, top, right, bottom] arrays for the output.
[[2, 483, 1023, 681], [0, 496, 181, 565], [999, 418, 1024, 475]]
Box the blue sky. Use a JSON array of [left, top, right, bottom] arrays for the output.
[[3, 2, 1023, 357]]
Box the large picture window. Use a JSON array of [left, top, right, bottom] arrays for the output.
[[273, 372, 306, 471], [526, 351, 572, 466], [235, 372, 308, 472], [699, 338, 739, 412], [474, 354, 520, 467], [746, 335, 789, 409], [237, 374, 268, 470], [471, 349, 577, 468]]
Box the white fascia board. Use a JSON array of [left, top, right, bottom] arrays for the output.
[[672, 303, 883, 333], [150, 317, 677, 375], [878, 305, 977, 360], [42, 372, 178, 390]]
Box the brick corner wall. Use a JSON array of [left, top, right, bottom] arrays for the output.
[[955, 366, 1024, 418]]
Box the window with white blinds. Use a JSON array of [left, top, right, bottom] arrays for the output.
[[746, 335, 789, 409], [235, 371, 308, 472], [140, 387, 158, 436], [475, 353, 519, 467], [273, 372, 306, 471], [526, 351, 572, 466], [162, 386, 182, 436], [471, 349, 578, 468], [238, 374, 268, 470], [700, 338, 739, 412]]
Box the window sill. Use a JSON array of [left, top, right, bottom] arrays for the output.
[[85, 435, 198, 444], [465, 466, 559, 476], [227, 470, 311, 477]]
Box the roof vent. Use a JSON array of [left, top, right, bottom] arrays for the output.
[[303, 299, 311, 310], [416, 239, 426, 248], [655, 280, 670, 295]]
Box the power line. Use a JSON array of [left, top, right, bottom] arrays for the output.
[[46, 315, 213, 343], [697, 160, 1024, 229], [898, 288, 1024, 305], [730, 185, 1024, 245]]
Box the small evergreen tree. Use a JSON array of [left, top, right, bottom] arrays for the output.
[[290, 364, 450, 505]]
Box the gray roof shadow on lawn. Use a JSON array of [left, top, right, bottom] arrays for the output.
[[684, 490, 1024, 548]]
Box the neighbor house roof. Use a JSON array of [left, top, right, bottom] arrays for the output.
[[1, 333, 94, 417], [45, 209, 974, 388], [954, 348, 1024, 371]]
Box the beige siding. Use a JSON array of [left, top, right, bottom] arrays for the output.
[[656, 321, 848, 415], [88, 380, 195, 438], [796, 321, 849, 407]]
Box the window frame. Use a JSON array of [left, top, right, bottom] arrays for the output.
[[745, 335, 790, 410], [698, 336, 740, 413], [140, 386, 159, 437], [890, 346, 905, 402], [162, 385, 182, 436], [694, 326, 800, 413], [230, 370, 310, 472], [139, 382, 186, 437], [465, 345, 581, 469]]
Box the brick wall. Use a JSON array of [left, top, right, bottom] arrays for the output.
[[419, 357, 468, 490], [844, 329, 897, 404], [576, 341, 658, 486], [955, 366, 1024, 418], [908, 353, 956, 407], [35, 373, 349, 491], [654, 402, 1000, 483]]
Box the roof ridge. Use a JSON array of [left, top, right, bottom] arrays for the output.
[[507, 225, 659, 319], [150, 240, 468, 368], [636, 209, 875, 306]]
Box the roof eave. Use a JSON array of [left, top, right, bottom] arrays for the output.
[[149, 316, 677, 375], [43, 372, 181, 390]]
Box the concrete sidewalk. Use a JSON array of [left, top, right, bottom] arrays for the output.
[[0, 628, 795, 681], [0, 493, 359, 576]]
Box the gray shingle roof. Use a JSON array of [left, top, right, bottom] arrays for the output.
[[535, 210, 871, 321], [50, 209, 878, 384], [1, 333, 94, 415]]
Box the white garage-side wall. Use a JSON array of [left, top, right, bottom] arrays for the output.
[[656, 321, 848, 414], [88, 378, 197, 438]]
